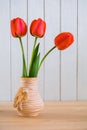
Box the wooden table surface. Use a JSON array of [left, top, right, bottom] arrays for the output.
[[0, 101, 87, 130]]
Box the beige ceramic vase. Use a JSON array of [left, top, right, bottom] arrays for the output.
[[13, 78, 44, 117]]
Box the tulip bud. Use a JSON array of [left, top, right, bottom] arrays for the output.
[[11, 17, 27, 37], [30, 18, 46, 38], [54, 32, 74, 50]]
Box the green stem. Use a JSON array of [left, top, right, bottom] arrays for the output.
[[37, 46, 56, 74], [33, 37, 37, 50], [19, 37, 27, 77], [28, 37, 37, 76]]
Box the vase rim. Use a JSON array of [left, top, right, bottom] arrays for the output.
[[20, 77, 38, 80]]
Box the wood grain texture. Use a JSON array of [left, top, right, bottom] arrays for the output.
[[61, 0, 77, 100], [78, 0, 87, 100], [0, 0, 10, 101], [0, 0, 87, 101], [0, 101, 87, 130], [45, 0, 60, 100]]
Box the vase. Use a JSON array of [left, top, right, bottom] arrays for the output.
[[13, 78, 44, 117]]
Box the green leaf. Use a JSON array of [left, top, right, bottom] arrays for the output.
[[32, 43, 40, 63], [29, 43, 40, 76], [29, 53, 40, 77]]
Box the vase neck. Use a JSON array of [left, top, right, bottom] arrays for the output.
[[20, 78, 38, 89]]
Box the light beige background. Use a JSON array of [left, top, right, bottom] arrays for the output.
[[0, 0, 87, 101]]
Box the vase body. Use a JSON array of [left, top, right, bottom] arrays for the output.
[[13, 78, 44, 117]]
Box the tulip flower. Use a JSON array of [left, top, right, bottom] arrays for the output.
[[11, 17, 27, 77], [11, 17, 27, 37], [30, 18, 46, 38], [28, 18, 46, 77], [37, 32, 74, 73], [10, 17, 74, 78], [54, 32, 74, 50]]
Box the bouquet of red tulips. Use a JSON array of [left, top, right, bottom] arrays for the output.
[[11, 17, 74, 77]]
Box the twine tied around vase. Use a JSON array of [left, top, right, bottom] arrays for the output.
[[13, 87, 28, 111]]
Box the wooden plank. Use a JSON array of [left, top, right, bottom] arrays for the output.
[[10, 0, 28, 100], [1, 0, 87, 101], [0, 0, 10, 101], [28, 0, 44, 98], [0, 101, 87, 130], [45, 0, 60, 100], [78, 0, 87, 100], [61, 0, 77, 100]]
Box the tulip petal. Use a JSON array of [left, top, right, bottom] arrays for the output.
[[30, 18, 46, 38], [54, 32, 74, 50], [11, 17, 27, 37]]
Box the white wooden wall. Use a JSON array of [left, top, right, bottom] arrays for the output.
[[0, 0, 87, 101]]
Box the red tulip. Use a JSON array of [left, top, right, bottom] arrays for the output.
[[30, 18, 46, 38], [11, 17, 27, 37], [54, 32, 74, 50]]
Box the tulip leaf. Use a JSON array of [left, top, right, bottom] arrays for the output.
[[29, 53, 40, 77], [29, 43, 40, 77], [32, 43, 40, 63]]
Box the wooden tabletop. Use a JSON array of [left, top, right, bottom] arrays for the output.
[[0, 101, 87, 130]]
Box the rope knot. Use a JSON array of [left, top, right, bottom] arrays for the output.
[[13, 87, 28, 111]]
